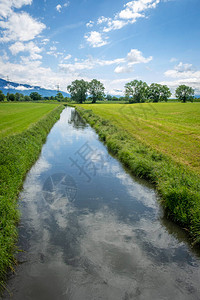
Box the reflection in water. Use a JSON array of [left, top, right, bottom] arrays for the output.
[[2, 107, 200, 300]]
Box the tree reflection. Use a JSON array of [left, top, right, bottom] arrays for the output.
[[68, 109, 87, 129]]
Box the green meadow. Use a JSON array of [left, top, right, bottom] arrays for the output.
[[78, 103, 200, 175], [0, 103, 61, 138], [76, 103, 200, 245], [0, 103, 64, 291]]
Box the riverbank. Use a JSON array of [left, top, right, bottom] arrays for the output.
[[0, 105, 64, 292], [76, 106, 200, 245]]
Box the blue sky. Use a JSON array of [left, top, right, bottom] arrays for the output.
[[0, 0, 199, 95]]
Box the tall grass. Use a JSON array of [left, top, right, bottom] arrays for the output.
[[77, 107, 200, 245], [0, 105, 64, 292]]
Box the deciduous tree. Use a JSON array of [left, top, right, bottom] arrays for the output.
[[125, 80, 148, 103], [67, 79, 89, 103], [175, 85, 194, 102], [88, 79, 105, 103]]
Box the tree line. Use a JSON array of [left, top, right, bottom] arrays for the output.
[[0, 79, 196, 103], [67, 79, 195, 103], [0, 91, 69, 102]]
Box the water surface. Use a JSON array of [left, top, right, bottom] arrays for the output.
[[2, 107, 200, 300]]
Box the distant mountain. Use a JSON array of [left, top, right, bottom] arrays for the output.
[[0, 78, 70, 98]]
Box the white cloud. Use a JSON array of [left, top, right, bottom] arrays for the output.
[[170, 57, 178, 63], [162, 62, 200, 94], [64, 1, 70, 7], [9, 41, 43, 60], [103, 19, 128, 32], [127, 48, 152, 64], [41, 38, 50, 45], [56, 2, 69, 12], [97, 16, 110, 25], [84, 31, 108, 48], [86, 21, 94, 28], [64, 54, 72, 60], [0, 0, 32, 18], [15, 85, 34, 91], [115, 49, 152, 73], [164, 62, 196, 78], [115, 65, 133, 74], [0, 12, 46, 42], [98, 0, 160, 33], [56, 4, 62, 12], [0, 56, 77, 92], [59, 49, 152, 75], [59, 56, 125, 73]]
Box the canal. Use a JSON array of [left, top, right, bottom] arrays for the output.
[[2, 107, 200, 300]]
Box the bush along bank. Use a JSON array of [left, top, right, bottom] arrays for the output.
[[76, 107, 200, 246], [0, 105, 64, 292]]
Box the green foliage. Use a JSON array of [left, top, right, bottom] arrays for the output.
[[67, 79, 89, 103], [24, 95, 31, 101], [7, 93, 15, 101], [77, 106, 200, 244], [55, 92, 64, 101], [175, 85, 194, 102], [88, 79, 105, 103], [30, 92, 42, 101], [125, 80, 148, 103], [0, 91, 5, 102], [0, 105, 64, 291], [148, 83, 171, 102]]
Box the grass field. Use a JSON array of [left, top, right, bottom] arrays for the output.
[[76, 103, 200, 245], [0, 103, 64, 292], [78, 103, 200, 174], [0, 103, 60, 138]]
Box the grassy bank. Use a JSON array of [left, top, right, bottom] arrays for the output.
[[77, 103, 200, 175], [0, 104, 64, 291], [0, 103, 62, 138], [76, 105, 200, 245]]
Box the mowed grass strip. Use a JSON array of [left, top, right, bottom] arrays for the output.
[[0, 103, 64, 292], [78, 103, 200, 174], [0, 103, 61, 138], [76, 105, 200, 245]]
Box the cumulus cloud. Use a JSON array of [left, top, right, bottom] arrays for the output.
[[46, 46, 63, 58], [164, 62, 196, 78], [56, 4, 62, 12], [86, 21, 94, 28], [0, 56, 77, 92], [56, 2, 69, 12], [9, 41, 43, 60], [162, 62, 200, 93], [63, 54, 72, 60], [59, 49, 152, 75], [114, 49, 152, 73], [84, 31, 108, 48], [0, 12, 46, 42], [0, 0, 32, 18], [96, 0, 160, 33]]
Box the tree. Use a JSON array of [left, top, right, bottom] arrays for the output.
[[106, 94, 112, 101], [88, 79, 105, 103], [8, 93, 15, 101], [30, 92, 42, 101], [160, 85, 171, 102], [55, 92, 64, 102], [67, 79, 88, 103], [24, 95, 31, 101], [15, 92, 24, 101], [175, 85, 194, 103], [125, 80, 148, 103], [147, 83, 171, 102], [147, 83, 161, 102], [0, 90, 5, 102]]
